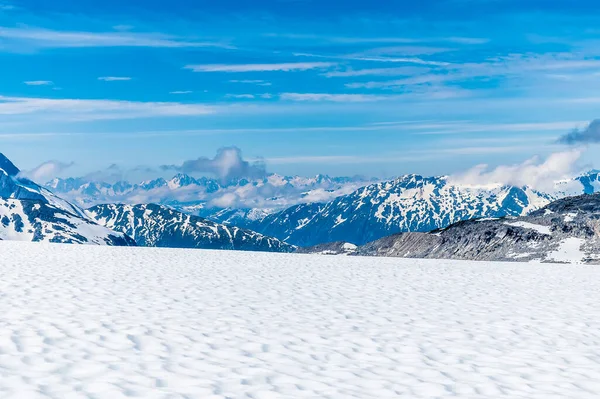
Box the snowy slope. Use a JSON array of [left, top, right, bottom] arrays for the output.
[[249, 174, 556, 246], [1, 241, 600, 398], [88, 203, 295, 252], [0, 153, 134, 246]]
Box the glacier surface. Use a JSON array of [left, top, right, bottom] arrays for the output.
[[1, 241, 599, 398]]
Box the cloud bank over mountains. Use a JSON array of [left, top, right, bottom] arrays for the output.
[[449, 150, 584, 192], [160, 147, 267, 182]]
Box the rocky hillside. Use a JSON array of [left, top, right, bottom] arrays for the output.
[[302, 193, 600, 264]]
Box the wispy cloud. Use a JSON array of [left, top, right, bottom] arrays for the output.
[[323, 66, 429, 77], [0, 2, 15, 10], [24, 80, 54, 86], [229, 79, 272, 86], [448, 53, 600, 82], [268, 33, 488, 45], [98, 76, 132, 81], [280, 93, 390, 102], [263, 146, 542, 166], [0, 95, 216, 120], [3, 120, 584, 142], [19, 160, 74, 181], [349, 56, 451, 66], [0, 26, 231, 49], [349, 45, 453, 57], [346, 74, 450, 89], [410, 121, 589, 135], [294, 51, 450, 66], [185, 62, 335, 73], [225, 94, 256, 99], [445, 37, 489, 45], [169, 91, 193, 94]]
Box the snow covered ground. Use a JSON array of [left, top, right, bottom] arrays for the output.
[[1, 242, 600, 398]]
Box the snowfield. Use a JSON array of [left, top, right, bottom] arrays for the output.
[[1, 242, 600, 398]]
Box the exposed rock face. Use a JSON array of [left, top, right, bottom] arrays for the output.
[[295, 241, 358, 256]]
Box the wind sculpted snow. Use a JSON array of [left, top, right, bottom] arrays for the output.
[[1, 241, 600, 398]]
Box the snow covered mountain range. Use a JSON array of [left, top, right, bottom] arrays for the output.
[[302, 192, 600, 264], [46, 173, 374, 215], [0, 153, 134, 245], [48, 167, 600, 249], [0, 153, 295, 251], [88, 203, 295, 252], [229, 174, 593, 246]]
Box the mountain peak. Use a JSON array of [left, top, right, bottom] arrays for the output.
[[0, 153, 20, 176]]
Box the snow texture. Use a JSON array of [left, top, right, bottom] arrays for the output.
[[1, 241, 600, 398], [548, 238, 587, 264]]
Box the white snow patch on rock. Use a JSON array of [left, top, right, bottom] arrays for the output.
[[564, 212, 578, 222], [505, 221, 552, 235], [342, 242, 358, 250], [548, 237, 587, 264]]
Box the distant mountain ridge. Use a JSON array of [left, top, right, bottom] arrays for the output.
[[88, 203, 296, 253], [47, 173, 374, 217], [0, 154, 134, 246]]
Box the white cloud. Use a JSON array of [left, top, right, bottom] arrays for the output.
[[225, 94, 256, 99], [295, 50, 451, 66], [412, 121, 590, 135], [185, 62, 335, 73], [445, 37, 489, 45], [209, 192, 239, 208], [323, 67, 429, 77], [350, 45, 453, 57], [443, 53, 600, 84], [98, 76, 132, 81], [448, 150, 584, 191], [161, 147, 266, 181], [280, 93, 390, 102], [269, 33, 488, 45], [229, 80, 272, 86], [19, 160, 74, 182], [0, 26, 230, 49], [169, 91, 193, 94], [346, 74, 450, 89], [0, 95, 215, 120], [24, 81, 53, 86]]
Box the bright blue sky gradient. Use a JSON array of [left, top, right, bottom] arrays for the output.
[[1, 0, 599, 178]]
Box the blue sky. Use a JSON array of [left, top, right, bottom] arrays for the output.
[[1, 0, 599, 180]]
